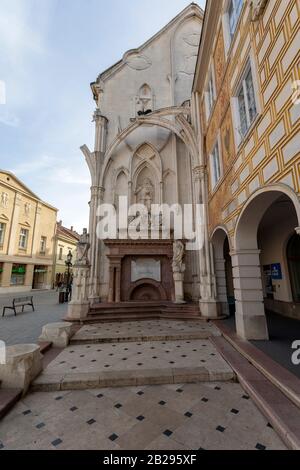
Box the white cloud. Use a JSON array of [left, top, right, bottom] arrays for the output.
[[0, 112, 20, 127]]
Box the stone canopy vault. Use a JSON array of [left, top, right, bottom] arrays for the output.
[[81, 106, 199, 189]]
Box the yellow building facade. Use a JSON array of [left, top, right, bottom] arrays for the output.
[[0, 170, 57, 293], [52, 222, 79, 287], [193, 0, 300, 339]]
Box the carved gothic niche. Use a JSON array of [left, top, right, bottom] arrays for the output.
[[113, 168, 129, 210], [135, 84, 154, 117], [251, 0, 268, 21], [130, 143, 163, 206], [123, 50, 152, 71]]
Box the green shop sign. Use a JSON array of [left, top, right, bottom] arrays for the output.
[[12, 266, 26, 274]]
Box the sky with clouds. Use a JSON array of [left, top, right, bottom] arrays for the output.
[[0, 0, 206, 232]]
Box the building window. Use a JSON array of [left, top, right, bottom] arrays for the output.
[[19, 228, 29, 250], [58, 247, 63, 260], [236, 62, 257, 137], [40, 236, 47, 254], [10, 264, 26, 286], [210, 140, 222, 189], [287, 234, 300, 302], [205, 68, 216, 120], [228, 0, 243, 39], [0, 222, 6, 247]]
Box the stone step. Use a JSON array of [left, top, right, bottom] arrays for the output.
[[214, 321, 300, 410], [32, 335, 234, 392], [31, 366, 235, 392], [82, 313, 204, 324], [0, 389, 23, 420], [88, 302, 201, 320], [70, 331, 214, 345], [38, 341, 53, 354], [211, 336, 300, 450]]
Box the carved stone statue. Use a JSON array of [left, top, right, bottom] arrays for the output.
[[0, 192, 8, 209], [136, 177, 154, 211], [172, 240, 185, 273], [76, 229, 90, 265], [24, 202, 31, 216]]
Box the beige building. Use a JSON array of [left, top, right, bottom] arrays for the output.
[[0, 170, 57, 293], [52, 222, 80, 287]]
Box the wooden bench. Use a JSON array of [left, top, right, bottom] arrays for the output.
[[2, 296, 35, 317]]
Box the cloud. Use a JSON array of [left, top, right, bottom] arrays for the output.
[[11, 154, 90, 186], [0, 112, 20, 127]]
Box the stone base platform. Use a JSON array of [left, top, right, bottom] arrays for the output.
[[70, 320, 220, 345], [32, 321, 234, 392], [66, 301, 203, 324]]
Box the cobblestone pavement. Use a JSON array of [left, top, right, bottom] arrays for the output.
[[0, 383, 287, 450], [0, 291, 67, 346]]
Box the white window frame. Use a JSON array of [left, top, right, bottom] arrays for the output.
[[222, 0, 244, 55], [19, 228, 29, 249], [231, 54, 260, 148], [0, 222, 6, 246], [209, 134, 223, 190], [204, 65, 217, 121]]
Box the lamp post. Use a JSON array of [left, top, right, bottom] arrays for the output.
[[65, 250, 73, 302]]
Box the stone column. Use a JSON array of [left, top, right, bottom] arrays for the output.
[[1, 262, 12, 288], [108, 266, 115, 303], [24, 264, 34, 289], [193, 166, 218, 318], [31, 203, 42, 256], [173, 270, 186, 304], [231, 249, 269, 340], [115, 266, 121, 303], [88, 185, 100, 302], [86, 109, 108, 304], [8, 193, 22, 255]]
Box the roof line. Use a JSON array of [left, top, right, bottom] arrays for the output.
[[93, 2, 204, 87], [0, 169, 58, 211]]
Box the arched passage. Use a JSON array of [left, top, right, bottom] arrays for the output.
[[233, 185, 300, 340], [211, 227, 234, 317]]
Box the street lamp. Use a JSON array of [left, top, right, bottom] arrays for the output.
[[65, 250, 73, 302]]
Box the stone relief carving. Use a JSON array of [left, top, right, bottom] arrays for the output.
[[179, 54, 198, 75], [76, 229, 90, 265], [182, 32, 201, 47], [0, 192, 8, 209], [135, 177, 155, 211], [135, 84, 153, 116], [24, 202, 31, 216], [172, 240, 185, 273], [124, 52, 152, 71]]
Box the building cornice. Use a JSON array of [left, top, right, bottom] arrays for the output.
[[193, 0, 222, 93]]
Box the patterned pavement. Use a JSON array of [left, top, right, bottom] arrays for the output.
[[0, 382, 287, 450]]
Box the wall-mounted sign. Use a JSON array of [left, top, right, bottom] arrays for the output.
[[131, 258, 161, 283], [271, 263, 282, 280], [263, 265, 273, 296]]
